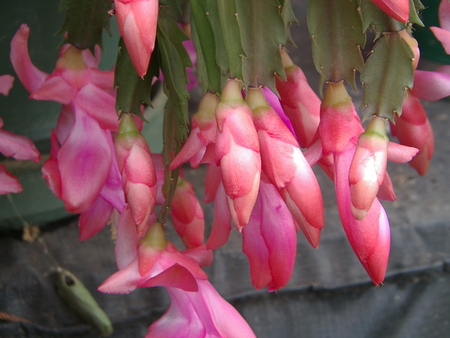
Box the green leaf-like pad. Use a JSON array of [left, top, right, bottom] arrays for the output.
[[58, 0, 112, 52], [308, 0, 365, 91], [360, 33, 414, 121]]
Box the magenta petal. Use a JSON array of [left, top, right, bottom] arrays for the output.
[[10, 24, 48, 94], [74, 84, 119, 131], [58, 108, 112, 213], [98, 260, 141, 294], [30, 75, 76, 104], [430, 26, 450, 54], [412, 69, 450, 101], [0, 127, 40, 162], [140, 264, 199, 291], [115, 206, 139, 269], [439, 0, 450, 31], [0, 165, 22, 194], [78, 196, 113, 241], [206, 183, 232, 250]]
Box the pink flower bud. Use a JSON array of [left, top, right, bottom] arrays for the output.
[[114, 0, 158, 77], [170, 177, 205, 249], [390, 92, 434, 175], [242, 178, 297, 291], [349, 116, 389, 220], [276, 49, 321, 148], [248, 87, 324, 247], [319, 81, 364, 155], [170, 92, 218, 169], [115, 114, 157, 233], [215, 79, 261, 229]]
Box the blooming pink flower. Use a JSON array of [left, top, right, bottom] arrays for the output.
[[390, 92, 434, 175], [114, 0, 158, 77], [370, 0, 409, 23], [275, 49, 321, 148], [215, 79, 261, 230], [349, 116, 389, 220], [146, 279, 256, 338], [115, 114, 157, 235], [242, 177, 297, 291], [248, 87, 324, 247], [99, 221, 208, 294]]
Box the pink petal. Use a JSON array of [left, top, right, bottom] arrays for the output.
[[430, 26, 450, 54], [0, 124, 40, 162], [439, 0, 450, 31], [78, 196, 113, 241], [58, 108, 112, 213], [412, 68, 450, 101], [370, 0, 409, 22], [0, 165, 22, 194], [0, 75, 14, 96], [206, 182, 232, 250], [10, 24, 48, 93], [29, 75, 76, 104], [74, 84, 119, 131]]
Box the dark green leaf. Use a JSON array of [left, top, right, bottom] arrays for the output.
[[409, 0, 424, 27], [360, 33, 414, 121], [360, 0, 408, 38], [308, 0, 365, 92], [58, 0, 112, 53]]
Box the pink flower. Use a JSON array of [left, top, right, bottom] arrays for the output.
[[370, 0, 409, 23], [215, 79, 261, 230], [275, 49, 321, 148], [390, 92, 434, 175], [319, 82, 364, 155], [242, 177, 297, 291], [114, 0, 158, 77], [248, 87, 324, 247], [11, 24, 119, 215], [115, 114, 157, 234], [99, 221, 208, 294], [170, 177, 205, 249], [349, 116, 389, 220], [334, 142, 391, 285], [146, 279, 256, 338], [0, 165, 21, 194], [0, 118, 40, 163], [319, 81, 390, 284], [170, 92, 218, 169]]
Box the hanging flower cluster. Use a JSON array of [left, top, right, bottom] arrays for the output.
[[2, 0, 450, 336]]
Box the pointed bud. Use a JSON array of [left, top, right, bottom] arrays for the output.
[[215, 79, 261, 229], [349, 116, 389, 220], [276, 49, 321, 148], [116, 114, 157, 234]]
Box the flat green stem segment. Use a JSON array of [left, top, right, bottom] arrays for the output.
[[58, 0, 112, 53], [216, 0, 246, 80], [114, 38, 155, 120], [307, 0, 365, 92], [189, 0, 222, 93], [216, 0, 296, 91], [361, 33, 414, 121]]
